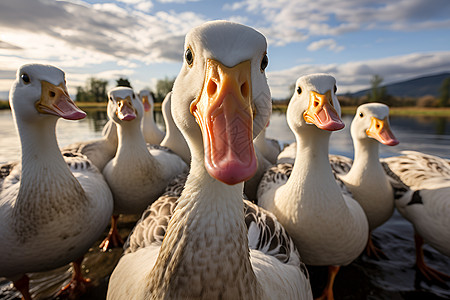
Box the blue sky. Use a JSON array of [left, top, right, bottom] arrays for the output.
[[0, 0, 449, 100]]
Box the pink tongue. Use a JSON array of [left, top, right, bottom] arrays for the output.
[[118, 105, 136, 121], [378, 129, 399, 146], [53, 97, 86, 120], [315, 107, 345, 131], [204, 102, 257, 185]]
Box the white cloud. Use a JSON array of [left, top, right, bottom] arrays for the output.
[[307, 39, 345, 52], [267, 51, 450, 99]]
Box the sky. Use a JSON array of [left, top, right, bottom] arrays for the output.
[[0, 0, 449, 100]]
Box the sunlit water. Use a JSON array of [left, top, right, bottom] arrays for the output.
[[1, 108, 449, 299]]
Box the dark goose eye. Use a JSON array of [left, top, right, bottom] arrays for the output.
[[334, 85, 337, 94], [359, 112, 364, 118], [297, 86, 302, 94], [21, 73, 30, 84], [185, 47, 194, 66], [260, 54, 268, 72]]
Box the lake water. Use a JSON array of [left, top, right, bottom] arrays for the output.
[[0, 108, 449, 299]]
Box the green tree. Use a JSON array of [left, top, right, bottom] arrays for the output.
[[367, 75, 391, 105], [116, 77, 132, 88], [76, 77, 108, 102], [154, 76, 176, 102], [438, 77, 450, 107]]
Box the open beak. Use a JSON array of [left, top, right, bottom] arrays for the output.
[[366, 117, 399, 146], [36, 81, 86, 120], [303, 90, 344, 131], [116, 96, 136, 121], [142, 95, 151, 112], [190, 58, 257, 185]]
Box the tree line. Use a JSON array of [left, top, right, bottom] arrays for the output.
[[75, 77, 175, 103]]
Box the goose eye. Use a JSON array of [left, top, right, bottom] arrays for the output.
[[334, 85, 337, 94], [21, 73, 30, 84], [185, 47, 194, 66], [109, 96, 114, 102], [297, 87, 302, 94], [260, 54, 268, 72], [359, 112, 364, 118]]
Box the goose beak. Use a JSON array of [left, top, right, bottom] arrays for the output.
[[116, 96, 136, 121], [142, 95, 151, 112], [366, 117, 399, 146], [303, 90, 344, 131], [36, 81, 86, 120], [191, 58, 257, 185]]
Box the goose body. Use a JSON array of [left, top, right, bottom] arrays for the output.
[[329, 103, 399, 257], [138, 89, 165, 145], [100, 87, 186, 251], [254, 126, 281, 164], [383, 151, 450, 280], [0, 64, 113, 298], [107, 20, 312, 300], [257, 74, 368, 299]]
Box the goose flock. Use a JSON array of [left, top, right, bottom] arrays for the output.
[[0, 20, 449, 300]]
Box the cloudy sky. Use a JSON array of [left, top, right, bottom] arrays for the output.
[[1, 0, 449, 100]]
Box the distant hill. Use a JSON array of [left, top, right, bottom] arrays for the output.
[[349, 72, 450, 98]]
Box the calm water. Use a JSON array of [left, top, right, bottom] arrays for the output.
[[0, 108, 449, 299]]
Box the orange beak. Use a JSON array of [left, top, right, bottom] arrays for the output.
[[303, 90, 344, 131], [366, 117, 399, 146], [36, 81, 86, 120], [142, 95, 151, 112], [116, 96, 136, 121], [190, 59, 256, 185]]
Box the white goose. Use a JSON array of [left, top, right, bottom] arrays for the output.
[[160, 92, 191, 164], [383, 151, 450, 281], [100, 87, 187, 251], [107, 20, 312, 300], [0, 64, 113, 299], [257, 74, 368, 300], [138, 89, 165, 145], [329, 103, 399, 258], [61, 119, 118, 172]]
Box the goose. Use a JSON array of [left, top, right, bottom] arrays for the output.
[[382, 151, 450, 281], [254, 124, 281, 164], [138, 89, 165, 145], [328, 103, 399, 258], [160, 92, 191, 164], [0, 63, 113, 299], [100, 87, 187, 251], [107, 20, 312, 300], [257, 74, 368, 300], [61, 119, 118, 172]]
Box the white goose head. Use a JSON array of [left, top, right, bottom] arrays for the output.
[[107, 86, 142, 125], [138, 89, 154, 113], [171, 20, 271, 185], [10, 64, 86, 123], [351, 103, 399, 146], [287, 74, 344, 136]]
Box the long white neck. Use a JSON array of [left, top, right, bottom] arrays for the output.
[[13, 115, 88, 241], [160, 108, 190, 164], [146, 146, 261, 299], [116, 119, 150, 159], [286, 126, 340, 198], [343, 138, 385, 185]]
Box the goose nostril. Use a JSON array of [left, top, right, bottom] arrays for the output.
[[313, 101, 319, 107], [240, 82, 249, 98], [49, 91, 56, 98], [207, 80, 217, 97]]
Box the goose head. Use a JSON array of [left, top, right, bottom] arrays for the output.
[[171, 20, 271, 185], [287, 74, 344, 136], [138, 89, 154, 113], [351, 103, 399, 146], [107, 86, 142, 125], [9, 64, 86, 123]]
